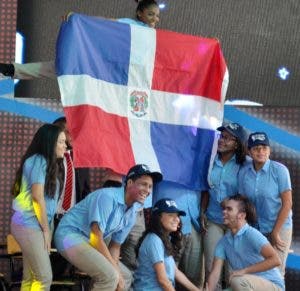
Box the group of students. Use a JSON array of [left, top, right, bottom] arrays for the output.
[[201, 123, 292, 291], [2, 0, 293, 290], [9, 118, 291, 291], [9, 119, 199, 290]]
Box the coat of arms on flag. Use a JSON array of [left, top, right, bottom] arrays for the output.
[[56, 14, 228, 190], [129, 89, 149, 118]]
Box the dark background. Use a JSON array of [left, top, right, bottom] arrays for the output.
[[14, 0, 300, 106]]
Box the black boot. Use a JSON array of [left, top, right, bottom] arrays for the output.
[[0, 63, 15, 77]]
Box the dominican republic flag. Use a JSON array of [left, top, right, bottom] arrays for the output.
[[56, 14, 228, 190]]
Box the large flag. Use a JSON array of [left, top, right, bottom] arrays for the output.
[[56, 14, 228, 190]]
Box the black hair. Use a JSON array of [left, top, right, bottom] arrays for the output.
[[124, 174, 140, 187], [135, 0, 158, 19], [235, 138, 247, 165], [136, 211, 183, 261], [52, 116, 67, 132], [52, 116, 66, 125], [227, 194, 257, 226], [12, 124, 64, 198], [52, 116, 72, 150], [218, 128, 247, 165], [102, 180, 122, 188]]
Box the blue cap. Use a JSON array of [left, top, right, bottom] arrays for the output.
[[152, 198, 186, 216], [217, 122, 247, 143], [248, 132, 270, 148], [126, 164, 162, 184]]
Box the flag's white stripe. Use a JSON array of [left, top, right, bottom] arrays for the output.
[[150, 90, 223, 130], [59, 75, 223, 130], [128, 118, 161, 172], [221, 68, 229, 101], [127, 24, 156, 89], [206, 68, 229, 186], [127, 25, 159, 170], [59, 75, 128, 117]]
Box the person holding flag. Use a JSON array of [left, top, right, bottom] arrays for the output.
[[0, 0, 160, 80]]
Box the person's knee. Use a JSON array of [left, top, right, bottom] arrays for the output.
[[42, 271, 53, 285], [33, 272, 52, 288], [111, 269, 119, 287], [230, 276, 250, 291], [108, 270, 119, 290], [94, 267, 119, 289]]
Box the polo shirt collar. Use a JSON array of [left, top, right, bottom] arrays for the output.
[[215, 153, 236, 166], [261, 159, 270, 172], [235, 223, 249, 237], [227, 223, 249, 241], [249, 158, 270, 173], [115, 186, 126, 205]]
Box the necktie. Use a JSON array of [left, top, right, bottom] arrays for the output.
[[62, 152, 73, 211]]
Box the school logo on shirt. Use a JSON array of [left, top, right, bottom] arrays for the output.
[[129, 89, 149, 118]]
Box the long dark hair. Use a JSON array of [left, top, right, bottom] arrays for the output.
[[135, 0, 158, 19], [12, 124, 64, 198], [137, 211, 183, 260]]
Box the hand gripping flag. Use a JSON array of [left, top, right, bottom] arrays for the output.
[[56, 14, 228, 190]]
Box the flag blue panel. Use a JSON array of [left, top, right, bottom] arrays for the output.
[[56, 14, 131, 85]]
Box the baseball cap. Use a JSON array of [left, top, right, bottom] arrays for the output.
[[217, 122, 247, 143], [152, 198, 186, 216], [248, 132, 270, 148], [125, 164, 162, 184]]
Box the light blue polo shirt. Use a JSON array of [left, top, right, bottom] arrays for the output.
[[206, 155, 242, 224], [215, 224, 284, 290], [153, 181, 201, 235], [134, 233, 176, 290], [11, 154, 59, 229], [238, 159, 292, 233], [54, 187, 142, 252]]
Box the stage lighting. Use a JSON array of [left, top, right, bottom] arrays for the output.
[[158, 1, 167, 10], [277, 66, 290, 80], [15, 32, 25, 84]]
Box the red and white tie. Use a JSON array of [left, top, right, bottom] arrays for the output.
[[62, 152, 73, 211]]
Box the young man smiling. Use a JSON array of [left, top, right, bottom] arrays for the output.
[[54, 164, 162, 291], [207, 194, 284, 291]]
